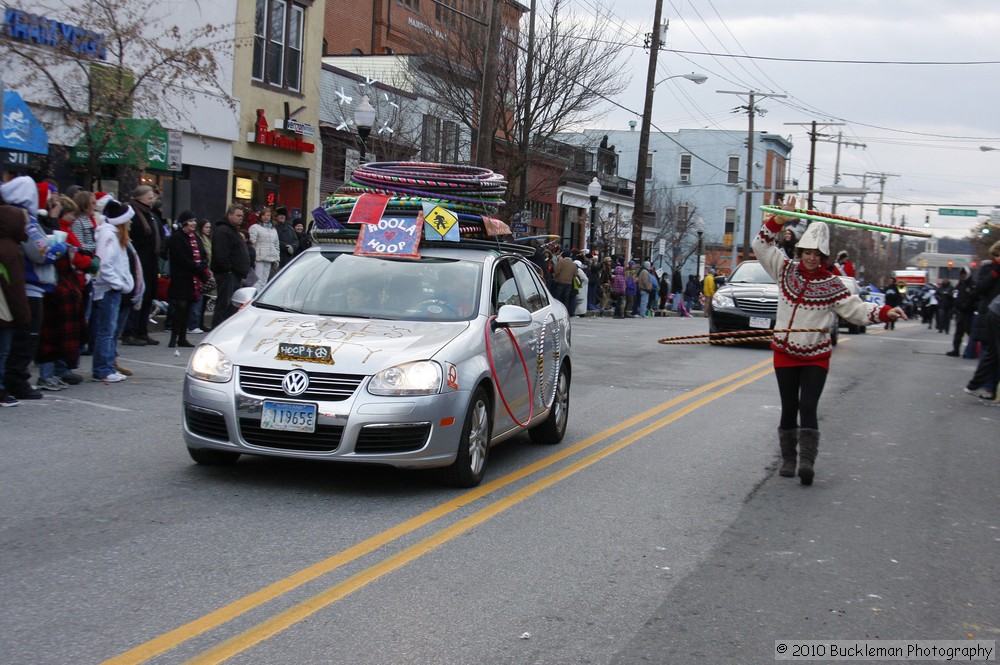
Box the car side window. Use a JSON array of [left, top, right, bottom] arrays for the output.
[[493, 260, 521, 312], [511, 258, 547, 313]]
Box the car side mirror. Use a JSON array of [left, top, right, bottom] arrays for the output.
[[232, 286, 258, 309], [493, 304, 532, 329]]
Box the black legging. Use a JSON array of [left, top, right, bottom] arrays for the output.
[[171, 297, 193, 341], [774, 365, 828, 430]]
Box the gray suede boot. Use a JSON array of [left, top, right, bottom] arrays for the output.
[[778, 428, 797, 477], [797, 428, 820, 485]]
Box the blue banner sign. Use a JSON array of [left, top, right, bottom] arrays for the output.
[[3, 8, 107, 60]]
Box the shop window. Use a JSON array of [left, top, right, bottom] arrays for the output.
[[252, 0, 305, 92], [421, 115, 459, 163]]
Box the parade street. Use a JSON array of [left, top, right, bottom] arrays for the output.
[[1, 315, 997, 664]]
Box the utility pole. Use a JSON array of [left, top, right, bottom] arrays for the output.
[[721, 90, 785, 260], [629, 0, 665, 261], [784, 121, 844, 210], [817, 131, 865, 213], [475, 0, 503, 168], [517, 0, 538, 213]]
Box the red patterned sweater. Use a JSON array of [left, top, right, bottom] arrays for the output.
[[752, 215, 893, 367]]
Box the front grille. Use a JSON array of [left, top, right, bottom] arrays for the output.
[[239, 366, 365, 402], [238, 418, 344, 453], [355, 424, 432, 453], [186, 406, 229, 441], [734, 297, 777, 317]]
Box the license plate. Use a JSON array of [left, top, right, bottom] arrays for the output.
[[261, 400, 317, 433], [749, 316, 772, 329]]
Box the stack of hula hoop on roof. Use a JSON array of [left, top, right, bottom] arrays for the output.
[[315, 162, 511, 241]]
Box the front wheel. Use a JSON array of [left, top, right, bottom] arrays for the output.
[[529, 362, 570, 444], [440, 387, 491, 487]]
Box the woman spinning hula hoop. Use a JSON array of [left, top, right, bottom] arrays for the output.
[[753, 196, 908, 485]]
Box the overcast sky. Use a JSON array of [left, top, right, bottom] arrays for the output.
[[570, 0, 1000, 239]]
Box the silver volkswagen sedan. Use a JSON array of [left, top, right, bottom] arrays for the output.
[[182, 238, 572, 487]]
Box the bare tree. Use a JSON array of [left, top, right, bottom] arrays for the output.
[[0, 0, 234, 186], [418, 0, 630, 209], [647, 187, 701, 276]]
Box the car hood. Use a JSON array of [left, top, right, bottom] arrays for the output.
[[204, 307, 471, 374], [718, 281, 778, 299]]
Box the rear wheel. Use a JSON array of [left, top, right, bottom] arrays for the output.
[[529, 362, 570, 444], [188, 447, 240, 466], [440, 387, 491, 487]]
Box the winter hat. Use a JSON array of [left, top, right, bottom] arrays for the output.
[[176, 210, 196, 225], [94, 192, 113, 214], [837, 250, 849, 260], [103, 199, 135, 226], [0, 175, 39, 212], [795, 222, 830, 257], [37, 181, 58, 217], [642, 261, 651, 269]]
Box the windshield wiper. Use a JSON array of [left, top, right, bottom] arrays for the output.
[[254, 302, 302, 313]]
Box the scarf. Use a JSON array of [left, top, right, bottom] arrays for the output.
[[188, 230, 203, 295]]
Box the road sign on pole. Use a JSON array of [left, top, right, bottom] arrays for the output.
[[938, 208, 978, 217], [167, 129, 183, 172]]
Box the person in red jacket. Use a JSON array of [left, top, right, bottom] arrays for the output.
[[832, 250, 855, 277], [35, 196, 99, 390]]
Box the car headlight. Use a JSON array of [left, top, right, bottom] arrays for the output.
[[368, 361, 442, 396], [187, 344, 233, 383], [713, 292, 735, 309]]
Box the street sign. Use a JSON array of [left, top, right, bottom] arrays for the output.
[[167, 129, 182, 172], [938, 208, 978, 217]]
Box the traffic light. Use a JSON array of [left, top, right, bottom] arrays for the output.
[[924, 214, 930, 228]]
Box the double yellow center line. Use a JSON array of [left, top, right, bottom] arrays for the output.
[[104, 359, 772, 665]]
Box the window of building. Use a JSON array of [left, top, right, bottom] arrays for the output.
[[679, 154, 691, 182], [727, 156, 740, 184], [724, 207, 736, 244], [421, 115, 460, 163], [397, 0, 420, 11], [643, 151, 653, 180], [252, 0, 305, 92], [677, 204, 689, 223]]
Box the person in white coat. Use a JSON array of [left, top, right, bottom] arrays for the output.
[[248, 207, 280, 287], [91, 200, 135, 383], [573, 260, 588, 317]]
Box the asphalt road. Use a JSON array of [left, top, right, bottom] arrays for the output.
[[0, 316, 997, 664]]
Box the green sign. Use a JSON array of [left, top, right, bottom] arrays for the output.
[[938, 208, 978, 217]]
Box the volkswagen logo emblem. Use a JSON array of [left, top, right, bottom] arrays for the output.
[[282, 369, 310, 396]]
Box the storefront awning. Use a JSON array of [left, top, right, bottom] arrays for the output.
[[70, 118, 168, 168], [1, 91, 48, 170]]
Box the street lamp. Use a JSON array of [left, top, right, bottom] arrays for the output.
[[631, 72, 708, 263], [587, 176, 601, 252], [354, 95, 376, 164], [654, 72, 708, 88], [695, 217, 704, 279]]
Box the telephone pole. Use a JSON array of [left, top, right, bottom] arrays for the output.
[[816, 131, 865, 213], [721, 90, 785, 260], [784, 121, 844, 210], [629, 0, 665, 261]]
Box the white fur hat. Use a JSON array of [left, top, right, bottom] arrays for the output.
[[796, 222, 830, 256]]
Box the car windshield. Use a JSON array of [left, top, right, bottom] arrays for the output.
[[254, 251, 483, 321], [729, 261, 775, 284]]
